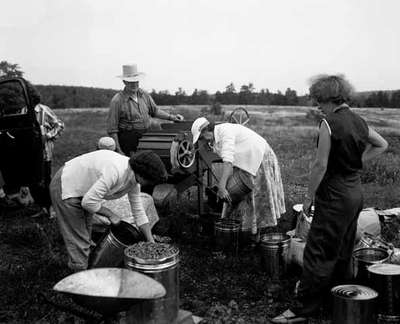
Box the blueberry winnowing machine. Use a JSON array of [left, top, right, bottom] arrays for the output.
[[136, 121, 221, 216]]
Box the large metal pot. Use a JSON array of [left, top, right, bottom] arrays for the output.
[[214, 219, 241, 256], [353, 247, 390, 285], [368, 264, 400, 318], [331, 284, 378, 324], [124, 245, 180, 324], [259, 233, 291, 280], [225, 169, 253, 204], [89, 221, 144, 268]]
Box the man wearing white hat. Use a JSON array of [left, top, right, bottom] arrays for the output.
[[107, 64, 184, 156]]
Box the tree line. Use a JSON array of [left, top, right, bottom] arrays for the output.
[[1, 61, 400, 108], [36, 84, 400, 109]]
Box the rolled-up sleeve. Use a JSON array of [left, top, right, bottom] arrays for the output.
[[127, 183, 149, 227], [218, 128, 235, 164], [81, 167, 119, 213], [107, 96, 121, 134]]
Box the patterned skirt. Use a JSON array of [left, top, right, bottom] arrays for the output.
[[229, 147, 286, 232]]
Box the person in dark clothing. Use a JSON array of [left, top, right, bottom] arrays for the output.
[[272, 74, 388, 323], [24, 82, 64, 215]]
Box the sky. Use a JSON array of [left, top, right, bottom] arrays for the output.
[[1, 0, 400, 95]]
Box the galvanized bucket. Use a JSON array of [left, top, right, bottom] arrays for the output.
[[89, 221, 144, 268], [352, 247, 390, 285], [214, 219, 241, 256], [124, 245, 180, 324], [259, 233, 291, 280], [368, 264, 400, 318], [331, 284, 378, 324], [225, 169, 253, 204]]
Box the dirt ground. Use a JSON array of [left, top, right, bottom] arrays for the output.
[[5, 203, 399, 323]]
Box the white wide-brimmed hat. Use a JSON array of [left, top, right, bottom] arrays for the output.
[[191, 117, 210, 144], [117, 64, 145, 82]]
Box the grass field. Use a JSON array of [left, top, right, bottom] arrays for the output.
[[1, 105, 400, 323]]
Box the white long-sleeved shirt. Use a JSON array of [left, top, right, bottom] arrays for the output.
[[61, 150, 148, 226], [213, 123, 268, 176]]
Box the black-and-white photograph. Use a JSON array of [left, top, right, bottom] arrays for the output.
[[1, 0, 400, 323]]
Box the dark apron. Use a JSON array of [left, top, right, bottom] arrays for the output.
[[296, 172, 363, 315]]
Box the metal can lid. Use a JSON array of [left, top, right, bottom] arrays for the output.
[[368, 263, 400, 276], [260, 233, 291, 244], [331, 285, 378, 300]]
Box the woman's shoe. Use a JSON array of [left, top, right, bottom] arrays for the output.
[[270, 309, 307, 323]]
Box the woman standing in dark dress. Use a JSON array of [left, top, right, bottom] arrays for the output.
[[272, 75, 388, 323]]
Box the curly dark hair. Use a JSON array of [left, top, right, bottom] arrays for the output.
[[129, 150, 168, 184], [308, 74, 354, 105]]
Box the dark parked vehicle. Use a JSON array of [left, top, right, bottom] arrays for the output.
[[0, 77, 44, 193]]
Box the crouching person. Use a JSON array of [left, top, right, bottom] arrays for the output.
[[93, 137, 160, 230], [50, 149, 168, 271]]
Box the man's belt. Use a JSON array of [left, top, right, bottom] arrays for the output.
[[118, 127, 147, 134]]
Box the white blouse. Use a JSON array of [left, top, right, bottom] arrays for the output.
[[61, 150, 148, 227], [213, 123, 268, 176]]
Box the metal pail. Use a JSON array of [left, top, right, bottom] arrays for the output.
[[125, 244, 179, 324], [353, 248, 390, 285], [89, 221, 144, 268], [368, 264, 400, 317], [214, 219, 241, 256], [331, 284, 378, 324], [259, 233, 291, 280], [225, 169, 253, 204]]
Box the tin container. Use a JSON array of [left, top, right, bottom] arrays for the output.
[[368, 264, 400, 317], [225, 170, 253, 204], [214, 219, 241, 256], [125, 245, 180, 324], [331, 284, 378, 324], [259, 233, 291, 280], [352, 248, 390, 285], [89, 221, 144, 268]]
